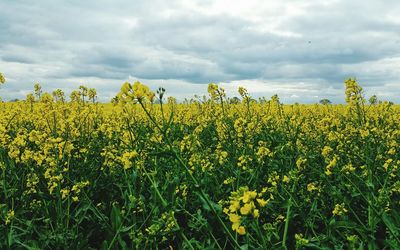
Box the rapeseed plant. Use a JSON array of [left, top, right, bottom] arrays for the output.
[[0, 79, 399, 249]]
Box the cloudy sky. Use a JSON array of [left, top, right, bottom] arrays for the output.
[[1, 0, 399, 103]]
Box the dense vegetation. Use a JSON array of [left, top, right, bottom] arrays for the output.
[[0, 75, 399, 249]]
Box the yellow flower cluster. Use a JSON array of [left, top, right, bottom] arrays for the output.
[[175, 184, 188, 198], [0, 72, 5, 84], [120, 150, 138, 170], [307, 182, 320, 193], [256, 141, 272, 162], [345, 78, 364, 105], [207, 83, 226, 101], [0, 79, 399, 248], [341, 163, 356, 174], [24, 173, 40, 195], [118, 81, 155, 104], [332, 203, 348, 216], [4, 209, 14, 225], [145, 211, 177, 236], [223, 187, 271, 235], [237, 155, 251, 170], [59, 180, 91, 202], [295, 233, 310, 247]]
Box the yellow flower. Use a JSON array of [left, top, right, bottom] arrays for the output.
[[242, 191, 257, 203], [332, 203, 348, 216], [0, 72, 5, 84], [223, 177, 235, 185], [229, 200, 240, 212], [341, 163, 356, 174], [60, 188, 70, 199], [5, 210, 15, 225], [295, 233, 309, 246], [237, 226, 246, 235], [383, 159, 393, 171], [321, 146, 333, 158], [325, 157, 338, 176], [253, 209, 260, 218], [257, 198, 268, 207], [229, 213, 241, 224], [296, 158, 307, 169], [232, 222, 240, 231], [223, 208, 229, 214], [240, 203, 253, 215], [283, 175, 289, 183], [307, 183, 319, 192], [388, 148, 396, 155], [121, 150, 138, 170], [275, 214, 285, 223]]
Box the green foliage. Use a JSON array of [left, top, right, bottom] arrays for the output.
[[0, 81, 399, 249], [319, 98, 332, 105], [369, 95, 378, 105]]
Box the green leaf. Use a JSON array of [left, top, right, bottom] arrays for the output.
[[195, 192, 221, 213], [240, 244, 249, 250], [7, 227, 15, 247], [118, 235, 128, 249], [331, 220, 358, 229], [382, 212, 399, 237], [111, 206, 122, 232], [120, 224, 135, 233]]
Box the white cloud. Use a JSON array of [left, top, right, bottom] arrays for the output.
[[0, 0, 399, 103]]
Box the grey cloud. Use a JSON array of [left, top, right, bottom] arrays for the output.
[[0, 0, 399, 103]]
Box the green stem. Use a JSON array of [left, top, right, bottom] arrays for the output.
[[138, 100, 242, 249], [142, 167, 168, 208], [282, 183, 295, 249]]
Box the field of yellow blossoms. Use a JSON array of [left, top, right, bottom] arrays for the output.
[[0, 73, 399, 249]]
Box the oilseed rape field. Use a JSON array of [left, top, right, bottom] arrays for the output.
[[0, 74, 399, 249]]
